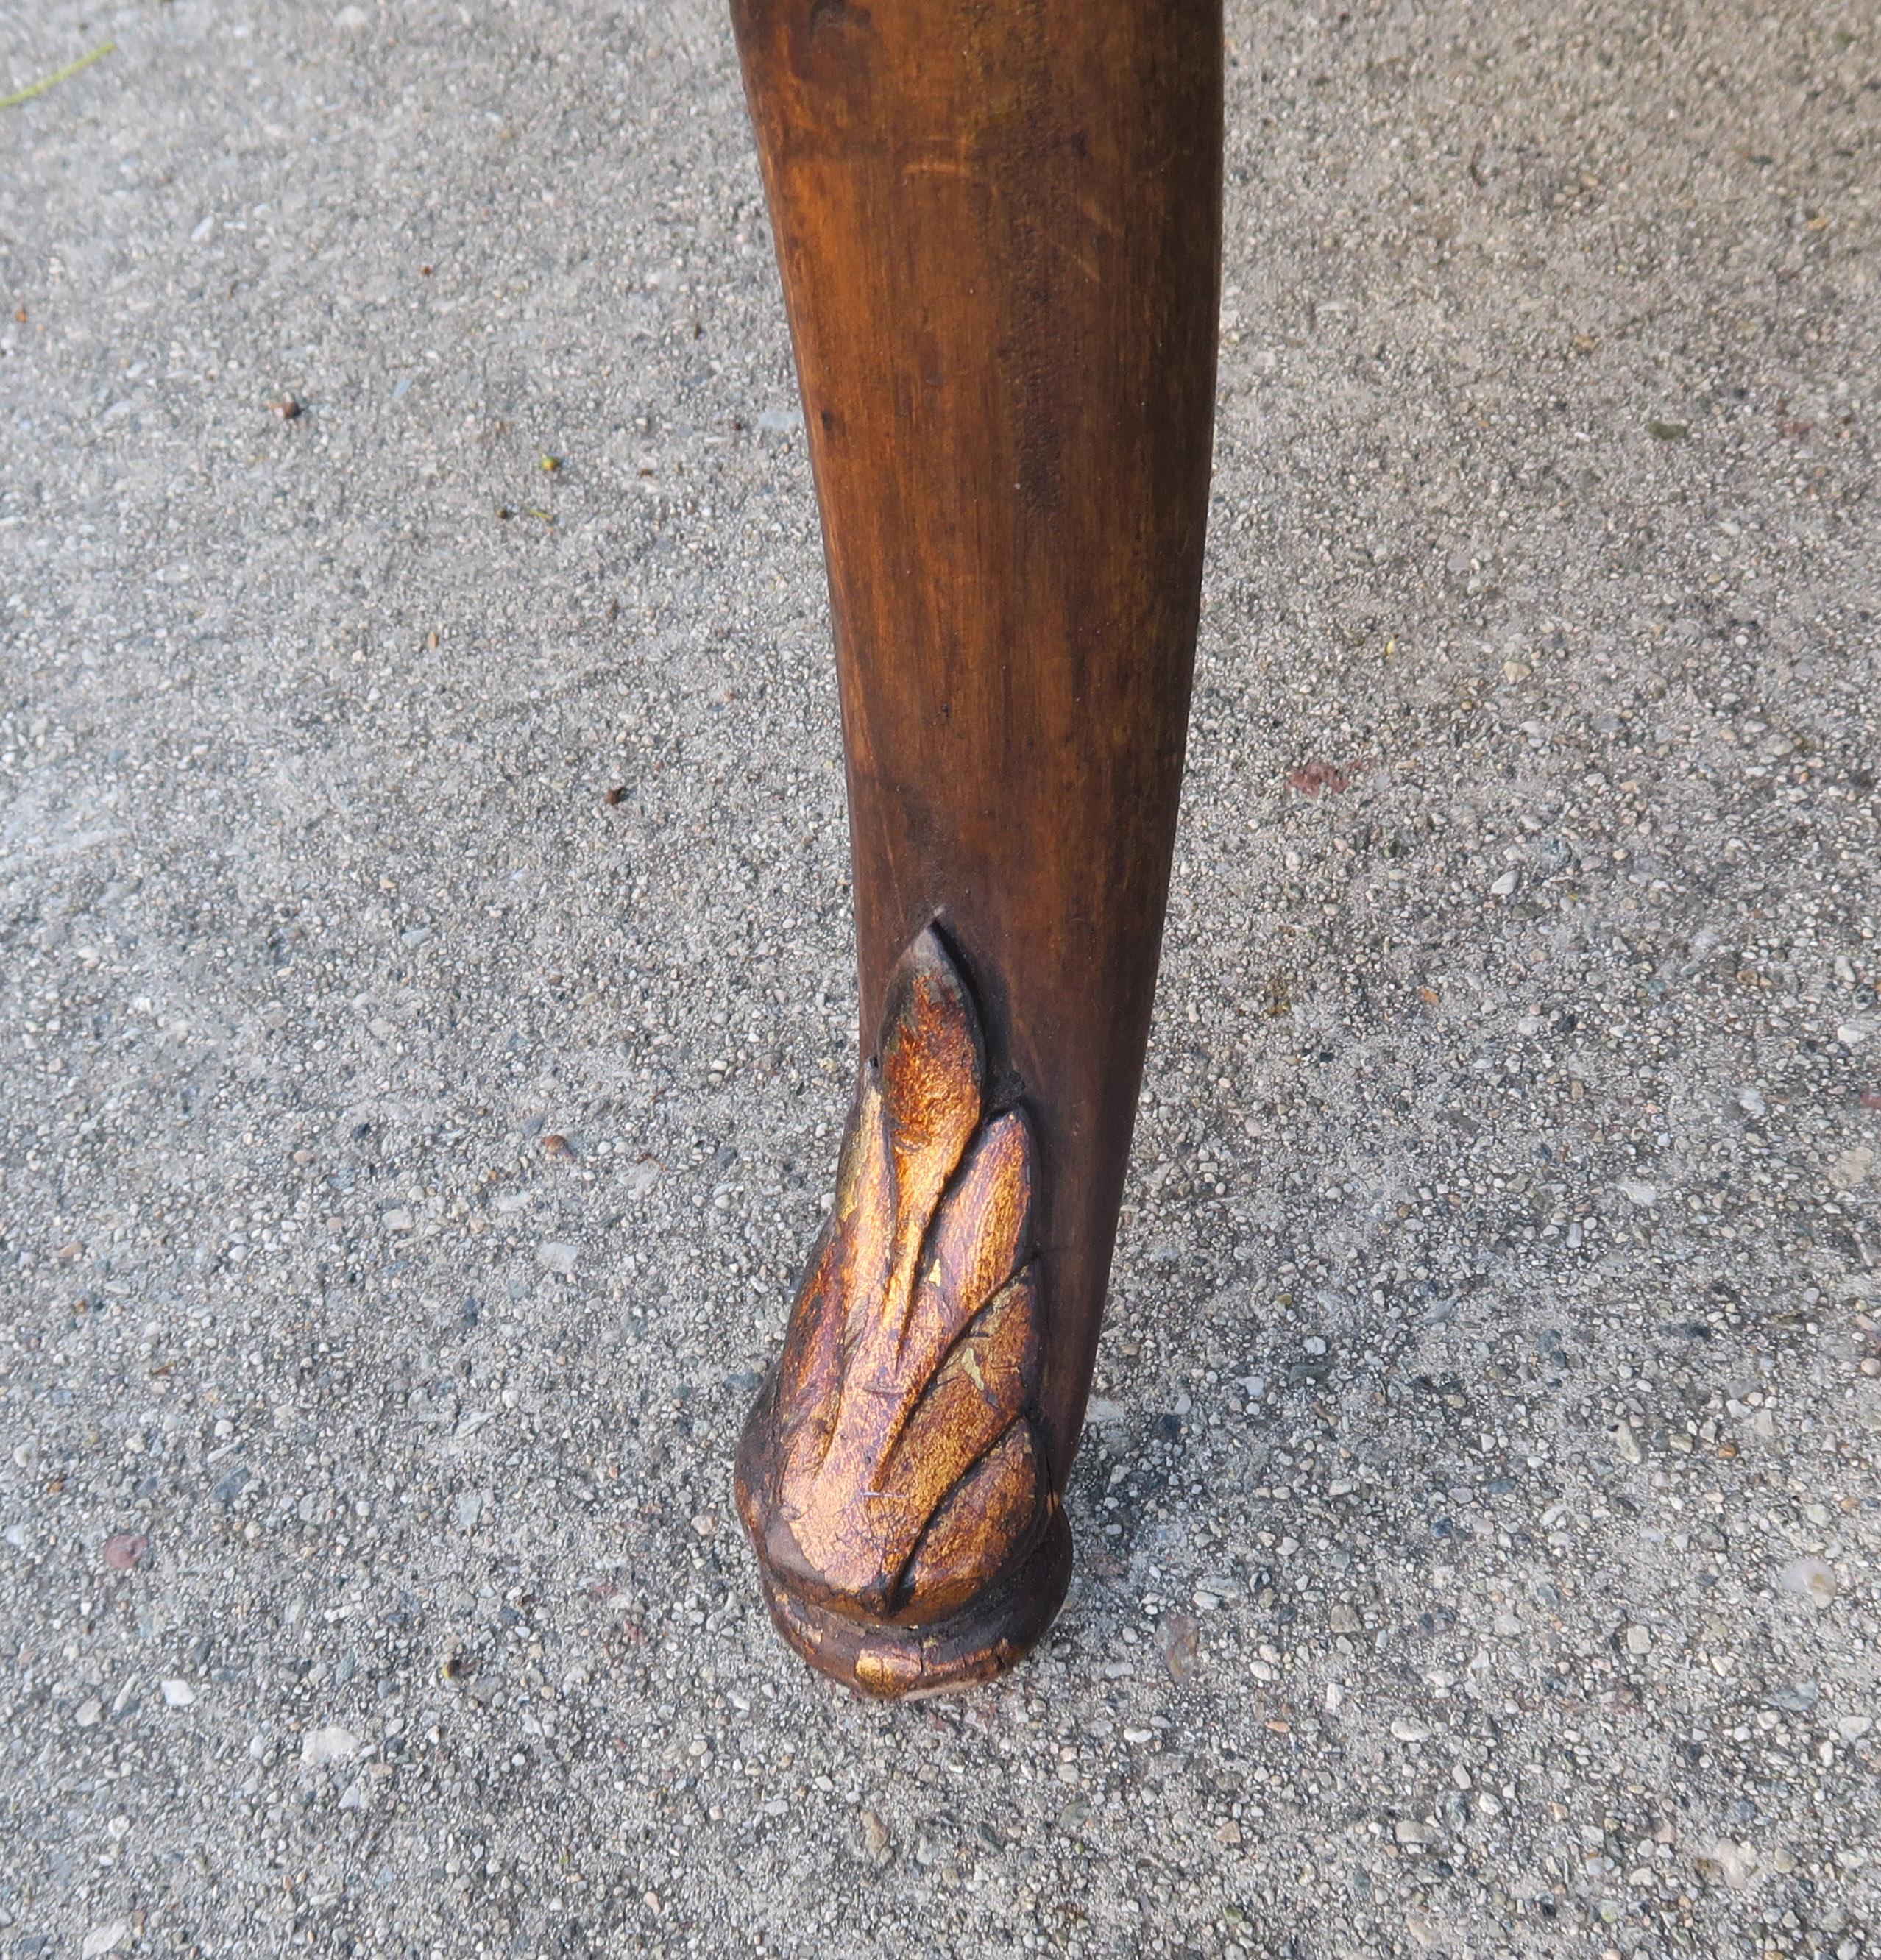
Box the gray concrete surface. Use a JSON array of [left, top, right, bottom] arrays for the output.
[[2, 1, 1878, 1955]]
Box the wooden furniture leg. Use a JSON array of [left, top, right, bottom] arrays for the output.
[[731, 0, 1222, 1697]]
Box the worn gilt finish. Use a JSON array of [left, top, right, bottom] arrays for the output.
[[736, 930, 1068, 1697], [729, 0, 1222, 1688]]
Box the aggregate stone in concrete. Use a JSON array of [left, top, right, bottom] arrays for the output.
[[1, 1, 1877, 1957]]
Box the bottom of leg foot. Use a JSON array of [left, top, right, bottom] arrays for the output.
[[751, 1505, 1072, 1700]]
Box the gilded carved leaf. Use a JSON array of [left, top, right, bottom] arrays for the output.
[[739, 926, 1052, 1628]]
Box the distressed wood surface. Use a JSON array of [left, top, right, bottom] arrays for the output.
[[730, 0, 1222, 1691], [737, 930, 1069, 1696]]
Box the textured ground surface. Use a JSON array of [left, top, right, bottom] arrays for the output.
[[3, 1, 1879, 1956]]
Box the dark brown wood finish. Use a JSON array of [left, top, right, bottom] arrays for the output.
[[731, 0, 1223, 1691]]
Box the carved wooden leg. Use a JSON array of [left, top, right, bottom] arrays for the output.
[[731, 0, 1222, 1696]]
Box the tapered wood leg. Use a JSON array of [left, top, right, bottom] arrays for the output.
[[731, 0, 1222, 1695]]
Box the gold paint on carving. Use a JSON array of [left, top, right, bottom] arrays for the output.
[[736, 926, 1054, 1676]]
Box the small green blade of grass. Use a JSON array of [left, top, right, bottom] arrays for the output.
[[1, 40, 116, 113]]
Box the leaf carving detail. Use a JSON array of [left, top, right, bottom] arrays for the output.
[[742, 926, 1050, 1626]]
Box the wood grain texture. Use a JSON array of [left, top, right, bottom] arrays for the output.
[[730, 0, 1222, 1689]]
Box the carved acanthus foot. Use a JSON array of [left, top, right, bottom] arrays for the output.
[[734, 926, 1070, 1697]]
